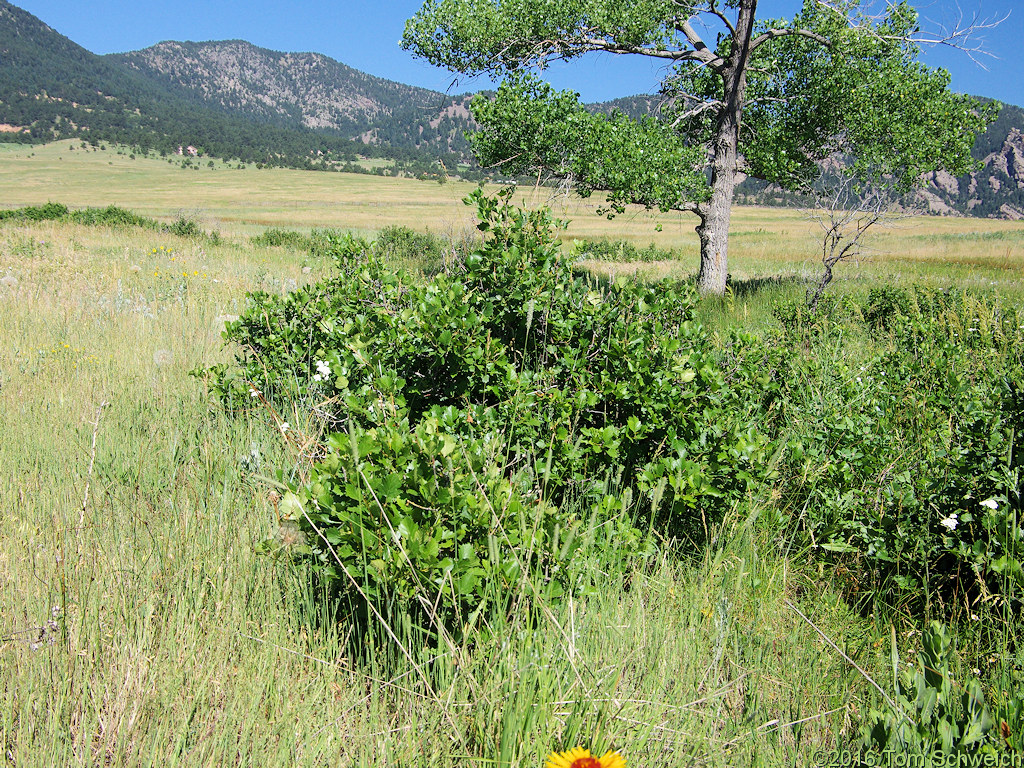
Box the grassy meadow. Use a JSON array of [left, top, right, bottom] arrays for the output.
[[1, 140, 1022, 291], [0, 143, 1022, 766]]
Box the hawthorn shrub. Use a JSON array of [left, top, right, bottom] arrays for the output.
[[209, 192, 1021, 632], [211, 190, 770, 636]]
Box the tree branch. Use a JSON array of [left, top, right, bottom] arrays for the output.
[[812, 0, 1007, 68], [675, 20, 727, 70], [704, 0, 737, 37], [669, 98, 726, 128], [750, 27, 831, 52], [580, 36, 722, 63]]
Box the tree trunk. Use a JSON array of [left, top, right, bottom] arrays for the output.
[[695, 0, 757, 296], [695, 156, 737, 296]]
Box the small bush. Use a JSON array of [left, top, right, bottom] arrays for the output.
[[308, 228, 349, 259], [375, 225, 444, 263], [0, 202, 158, 229], [771, 288, 1024, 611], [250, 228, 312, 250], [164, 215, 203, 239], [0, 202, 69, 222], [67, 205, 157, 229], [375, 225, 475, 275], [863, 285, 913, 333]]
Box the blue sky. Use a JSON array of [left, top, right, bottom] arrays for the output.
[[14, 0, 1022, 107]]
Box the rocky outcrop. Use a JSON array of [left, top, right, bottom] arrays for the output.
[[919, 121, 1024, 218]]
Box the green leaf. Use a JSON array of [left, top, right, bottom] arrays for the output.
[[379, 472, 404, 500]]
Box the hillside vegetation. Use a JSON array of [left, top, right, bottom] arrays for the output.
[[108, 40, 477, 164]]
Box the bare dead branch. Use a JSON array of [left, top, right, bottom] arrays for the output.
[[812, 0, 1007, 67], [669, 98, 726, 128], [802, 164, 912, 311]]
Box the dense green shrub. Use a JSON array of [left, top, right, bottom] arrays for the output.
[[0, 201, 70, 222], [375, 224, 444, 263], [307, 228, 349, 258], [375, 224, 477, 275], [0, 202, 162, 230], [164, 214, 203, 238], [772, 288, 1023, 610], [863, 285, 913, 333], [67, 205, 157, 229], [276, 406, 619, 637], [213, 190, 769, 635], [211, 189, 1022, 634]]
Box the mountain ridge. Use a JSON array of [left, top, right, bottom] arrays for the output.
[[105, 38, 477, 161], [2, 0, 1023, 217]]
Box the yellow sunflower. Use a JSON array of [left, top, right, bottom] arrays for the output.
[[545, 747, 626, 768]]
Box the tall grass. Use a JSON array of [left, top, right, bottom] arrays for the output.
[[0, 216, 901, 766]]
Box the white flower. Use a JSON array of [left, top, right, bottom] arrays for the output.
[[279, 422, 290, 434], [312, 373, 323, 382], [980, 498, 999, 510], [249, 386, 260, 398], [315, 359, 331, 378], [940, 514, 959, 531]]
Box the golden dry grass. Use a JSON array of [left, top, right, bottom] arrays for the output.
[[2, 141, 1021, 294]]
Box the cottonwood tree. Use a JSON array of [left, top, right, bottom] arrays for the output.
[[403, 0, 998, 295]]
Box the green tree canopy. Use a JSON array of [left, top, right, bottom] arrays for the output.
[[403, 0, 997, 294]]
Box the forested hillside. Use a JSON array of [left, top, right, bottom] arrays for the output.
[[0, 0, 463, 172], [0, 1, 389, 167], [108, 40, 476, 162]]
